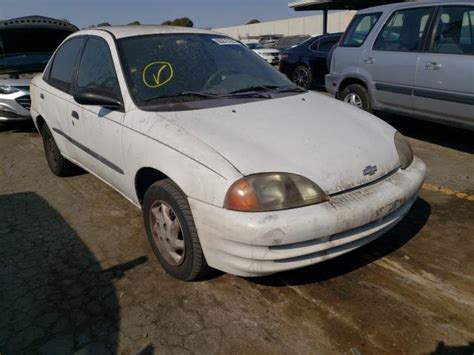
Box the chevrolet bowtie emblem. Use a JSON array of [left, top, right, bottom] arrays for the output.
[[363, 165, 378, 176]]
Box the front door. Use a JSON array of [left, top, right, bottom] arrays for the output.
[[365, 6, 436, 113], [414, 5, 474, 128], [71, 35, 126, 190]]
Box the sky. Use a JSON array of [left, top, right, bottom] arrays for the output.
[[0, 0, 316, 29]]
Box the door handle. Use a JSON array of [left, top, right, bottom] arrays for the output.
[[40, 93, 44, 100], [364, 57, 375, 65], [425, 62, 442, 71], [71, 111, 79, 120]]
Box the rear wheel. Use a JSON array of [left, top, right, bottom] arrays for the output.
[[291, 65, 313, 89], [41, 124, 76, 177], [340, 84, 372, 113], [143, 179, 210, 281]]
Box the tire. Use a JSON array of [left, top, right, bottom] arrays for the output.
[[291, 65, 313, 89], [143, 179, 210, 281], [340, 84, 372, 113], [41, 124, 75, 177]]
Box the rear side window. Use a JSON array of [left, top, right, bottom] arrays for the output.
[[318, 37, 340, 52], [432, 6, 474, 55], [76, 37, 121, 99], [374, 7, 435, 52], [341, 13, 381, 47], [48, 37, 85, 93]]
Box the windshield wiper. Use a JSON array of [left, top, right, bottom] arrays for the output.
[[229, 85, 307, 95], [229, 85, 281, 94], [275, 85, 307, 93], [144, 90, 271, 103], [143, 92, 219, 103]]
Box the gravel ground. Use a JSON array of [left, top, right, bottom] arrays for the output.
[[0, 112, 473, 354]]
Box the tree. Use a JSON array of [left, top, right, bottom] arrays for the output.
[[161, 17, 193, 27], [246, 19, 261, 25], [97, 22, 111, 27], [128, 21, 141, 25]]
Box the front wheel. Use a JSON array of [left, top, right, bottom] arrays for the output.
[[143, 179, 210, 281], [291, 65, 313, 89], [340, 84, 372, 113]]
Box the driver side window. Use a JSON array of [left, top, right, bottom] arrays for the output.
[[76, 37, 122, 99]]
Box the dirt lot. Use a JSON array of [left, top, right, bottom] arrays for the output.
[[0, 113, 473, 354]]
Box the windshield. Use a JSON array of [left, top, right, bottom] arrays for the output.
[[118, 34, 295, 105], [247, 43, 264, 50]]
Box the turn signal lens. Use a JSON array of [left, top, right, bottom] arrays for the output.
[[224, 178, 260, 212], [225, 173, 328, 212]]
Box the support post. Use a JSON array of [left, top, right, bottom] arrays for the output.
[[322, 9, 328, 34]]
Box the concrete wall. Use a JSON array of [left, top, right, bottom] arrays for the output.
[[214, 11, 356, 40]]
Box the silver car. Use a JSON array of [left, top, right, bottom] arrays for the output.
[[326, 1, 474, 130], [0, 16, 78, 122]]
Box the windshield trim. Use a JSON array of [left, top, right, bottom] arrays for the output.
[[112, 31, 298, 111]]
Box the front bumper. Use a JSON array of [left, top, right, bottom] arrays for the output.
[[190, 157, 426, 277]]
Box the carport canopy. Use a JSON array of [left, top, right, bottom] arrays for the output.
[[289, 0, 409, 33]]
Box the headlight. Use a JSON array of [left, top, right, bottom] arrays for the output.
[[394, 132, 414, 169], [224, 173, 328, 212], [0, 85, 20, 95]]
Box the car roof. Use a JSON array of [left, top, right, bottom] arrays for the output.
[[78, 25, 224, 39], [358, 1, 474, 14]]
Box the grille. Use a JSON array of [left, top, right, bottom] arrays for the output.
[[16, 95, 31, 110]]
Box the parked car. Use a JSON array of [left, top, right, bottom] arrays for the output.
[[244, 42, 280, 65], [326, 2, 474, 130], [0, 16, 78, 123], [279, 33, 342, 89], [30, 26, 426, 281], [259, 34, 284, 47], [271, 35, 311, 51]]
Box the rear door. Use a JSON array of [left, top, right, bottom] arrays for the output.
[[71, 35, 126, 190], [364, 6, 436, 113], [414, 5, 474, 128]]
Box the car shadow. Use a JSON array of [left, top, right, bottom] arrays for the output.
[[377, 112, 474, 154], [430, 341, 474, 355], [0, 192, 146, 353], [248, 197, 431, 287]]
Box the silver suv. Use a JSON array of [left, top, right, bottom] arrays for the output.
[[326, 2, 474, 130]]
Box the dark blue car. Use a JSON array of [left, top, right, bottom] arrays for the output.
[[279, 33, 342, 90]]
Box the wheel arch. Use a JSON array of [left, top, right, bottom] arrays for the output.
[[135, 167, 172, 205], [34, 115, 47, 134], [338, 77, 369, 97]]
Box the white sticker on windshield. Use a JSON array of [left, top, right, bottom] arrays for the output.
[[212, 38, 240, 46]]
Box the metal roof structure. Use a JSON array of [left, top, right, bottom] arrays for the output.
[[288, 0, 411, 34], [288, 0, 409, 11]]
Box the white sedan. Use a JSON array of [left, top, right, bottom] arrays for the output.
[[245, 42, 280, 65], [30, 26, 426, 281]]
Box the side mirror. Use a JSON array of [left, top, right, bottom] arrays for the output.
[[74, 89, 124, 111]]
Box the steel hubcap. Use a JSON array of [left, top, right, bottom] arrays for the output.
[[344, 93, 363, 109], [149, 201, 185, 266], [293, 68, 309, 88]]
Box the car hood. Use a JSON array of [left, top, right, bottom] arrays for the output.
[[156, 92, 401, 195]]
